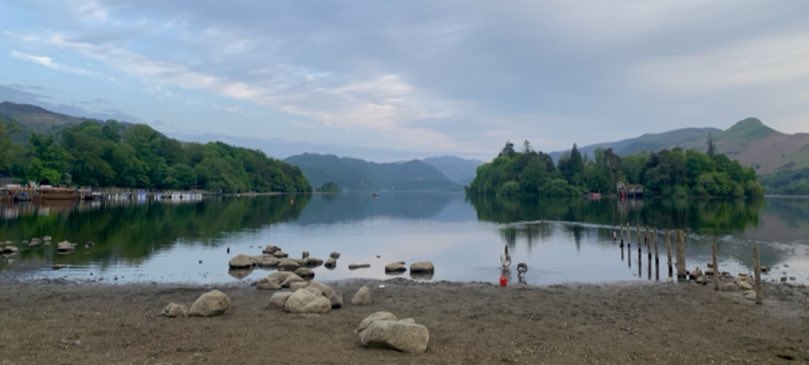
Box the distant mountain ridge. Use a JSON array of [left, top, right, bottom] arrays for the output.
[[421, 156, 483, 187], [551, 118, 809, 175], [285, 153, 462, 191]]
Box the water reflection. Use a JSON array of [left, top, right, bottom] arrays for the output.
[[468, 195, 764, 234]]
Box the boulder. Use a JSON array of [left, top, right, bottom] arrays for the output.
[[2, 245, 18, 255], [280, 273, 305, 288], [254, 255, 280, 268], [349, 263, 371, 270], [330, 291, 343, 309], [351, 286, 372, 305], [302, 257, 324, 267], [255, 275, 283, 290], [289, 281, 310, 290], [269, 291, 294, 308], [294, 267, 315, 280], [262, 244, 280, 254], [737, 280, 753, 291], [189, 290, 231, 317], [385, 262, 407, 273], [409, 261, 434, 274], [357, 311, 398, 333], [308, 281, 337, 299], [284, 288, 331, 314], [161, 302, 189, 318], [690, 267, 703, 280], [28, 238, 42, 247], [324, 258, 337, 269], [272, 250, 289, 258], [228, 254, 255, 269], [57, 241, 75, 253], [330, 252, 341, 259], [356, 312, 429, 353], [277, 258, 300, 271]]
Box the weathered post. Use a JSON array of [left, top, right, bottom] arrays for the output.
[[676, 230, 687, 280], [654, 230, 660, 281], [712, 237, 719, 291], [754, 243, 763, 305], [666, 230, 673, 280]]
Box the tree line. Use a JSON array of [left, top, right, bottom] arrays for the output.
[[0, 119, 311, 193], [467, 140, 764, 198]]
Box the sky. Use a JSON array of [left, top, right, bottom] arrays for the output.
[[1, 0, 809, 161]]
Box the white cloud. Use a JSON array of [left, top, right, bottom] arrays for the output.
[[10, 49, 107, 78]]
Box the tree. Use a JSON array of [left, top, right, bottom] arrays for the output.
[[707, 134, 716, 157]]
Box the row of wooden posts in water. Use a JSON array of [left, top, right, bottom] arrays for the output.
[[614, 224, 764, 305]]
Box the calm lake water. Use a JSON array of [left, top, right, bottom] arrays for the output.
[[1, 193, 808, 285]]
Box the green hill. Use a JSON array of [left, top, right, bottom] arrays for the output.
[[285, 153, 461, 191], [421, 156, 483, 187]]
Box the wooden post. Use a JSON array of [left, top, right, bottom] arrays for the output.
[[712, 237, 719, 291], [637, 240, 642, 278], [654, 230, 660, 281], [637, 224, 642, 257], [646, 226, 652, 263], [676, 230, 687, 280], [754, 243, 763, 305], [666, 230, 673, 280]]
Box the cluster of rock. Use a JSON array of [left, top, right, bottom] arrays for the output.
[[356, 311, 430, 353], [228, 245, 337, 279], [162, 289, 231, 318], [385, 261, 435, 279], [689, 266, 762, 299], [3, 236, 56, 257]]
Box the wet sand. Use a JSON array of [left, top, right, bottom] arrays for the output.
[[1, 278, 807, 364]]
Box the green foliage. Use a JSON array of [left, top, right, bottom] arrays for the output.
[[469, 141, 764, 198], [5, 120, 310, 193], [760, 167, 809, 195], [317, 181, 340, 193]]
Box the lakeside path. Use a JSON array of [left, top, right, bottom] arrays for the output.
[[1, 279, 807, 364]]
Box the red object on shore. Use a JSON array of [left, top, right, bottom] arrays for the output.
[[499, 276, 508, 287]]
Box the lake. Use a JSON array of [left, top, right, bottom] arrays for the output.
[[1, 193, 808, 285]]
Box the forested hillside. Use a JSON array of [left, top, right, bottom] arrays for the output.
[[468, 141, 763, 198], [285, 153, 461, 191], [0, 118, 310, 193]]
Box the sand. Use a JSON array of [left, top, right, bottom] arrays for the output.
[[1, 278, 807, 364]]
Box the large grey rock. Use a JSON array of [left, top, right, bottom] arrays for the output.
[[385, 262, 407, 273], [254, 255, 280, 268], [284, 288, 331, 314], [351, 286, 372, 305], [280, 273, 305, 288], [255, 277, 282, 290], [294, 267, 315, 280], [228, 254, 255, 269], [356, 312, 429, 353], [409, 261, 434, 274], [324, 257, 337, 269], [57, 241, 75, 253], [262, 244, 280, 254], [330, 252, 341, 259], [302, 257, 324, 267], [189, 290, 231, 317], [272, 250, 289, 258], [357, 311, 398, 332], [2, 245, 18, 255], [269, 291, 294, 308], [161, 302, 189, 318], [277, 258, 300, 271]]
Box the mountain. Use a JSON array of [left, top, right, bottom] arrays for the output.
[[551, 118, 809, 176], [0, 101, 85, 133], [421, 156, 484, 187], [285, 153, 461, 191]]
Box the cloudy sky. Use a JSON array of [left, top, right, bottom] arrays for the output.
[[1, 1, 808, 161]]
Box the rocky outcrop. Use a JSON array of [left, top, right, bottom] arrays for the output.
[[228, 254, 255, 269], [161, 302, 189, 318], [356, 312, 430, 353], [189, 290, 231, 317], [351, 286, 372, 305]]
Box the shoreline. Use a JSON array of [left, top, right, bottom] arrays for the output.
[[1, 278, 807, 364]]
